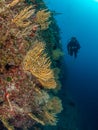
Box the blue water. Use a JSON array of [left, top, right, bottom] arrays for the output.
[[45, 0, 98, 130]]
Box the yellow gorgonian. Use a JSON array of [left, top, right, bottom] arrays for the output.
[[12, 6, 35, 27], [23, 41, 56, 89], [35, 9, 51, 30]]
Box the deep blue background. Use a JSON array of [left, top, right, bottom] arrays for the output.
[[45, 0, 98, 130]]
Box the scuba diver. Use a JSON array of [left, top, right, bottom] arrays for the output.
[[67, 37, 81, 58]]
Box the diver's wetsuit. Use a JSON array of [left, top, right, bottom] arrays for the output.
[[67, 37, 80, 58]]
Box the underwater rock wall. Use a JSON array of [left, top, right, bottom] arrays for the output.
[[0, 0, 63, 130]]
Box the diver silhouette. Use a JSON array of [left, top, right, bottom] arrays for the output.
[[67, 37, 81, 58]]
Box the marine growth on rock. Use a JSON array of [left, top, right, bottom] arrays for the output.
[[0, 0, 63, 129]]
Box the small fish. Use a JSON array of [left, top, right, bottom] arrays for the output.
[[51, 11, 63, 15]]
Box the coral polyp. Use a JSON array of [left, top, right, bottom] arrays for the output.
[[0, 0, 63, 129]]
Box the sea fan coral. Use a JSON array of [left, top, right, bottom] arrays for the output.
[[42, 97, 63, 125], [12, 6, 35, 27], [52, 48, 64, 61], [23, 41, 57, 89], [35, 9, 51, 30], [44, 96, 63, 114]]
